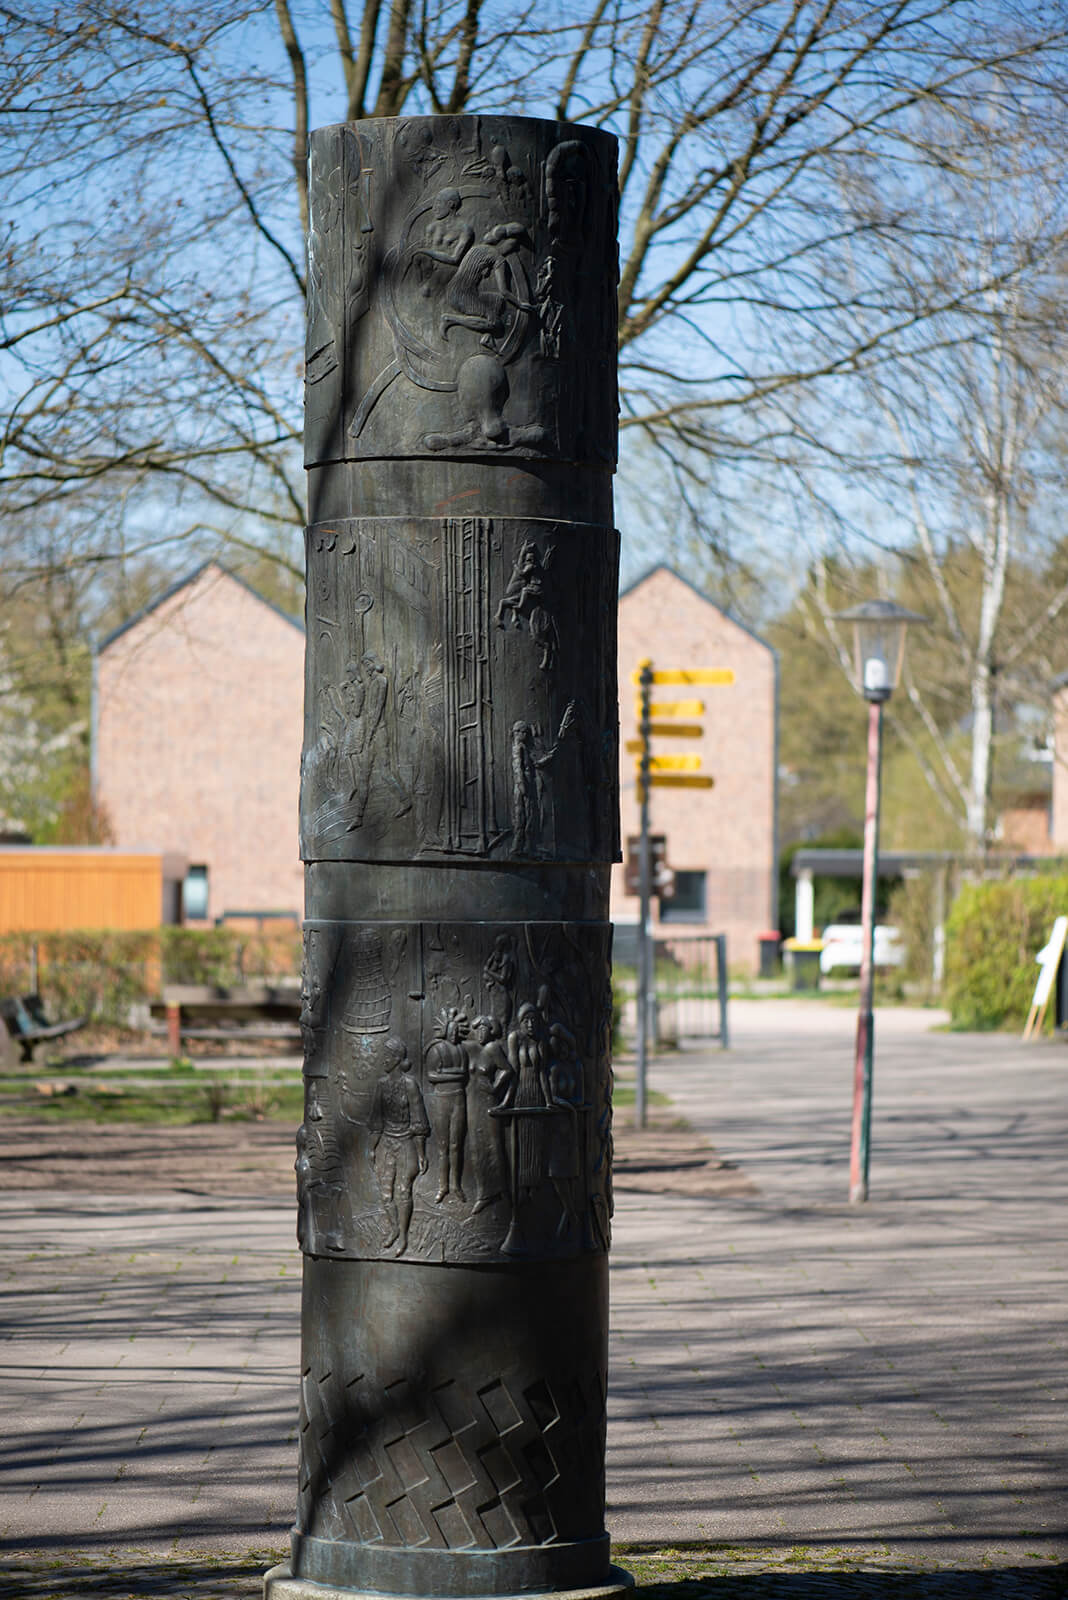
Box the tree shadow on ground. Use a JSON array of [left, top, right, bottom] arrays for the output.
[[0, 1555, 280, 1598]]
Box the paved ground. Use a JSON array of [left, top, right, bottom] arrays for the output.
[[1, 1000, 1066, 1597]]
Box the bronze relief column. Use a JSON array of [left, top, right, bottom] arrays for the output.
[[266, 115, 626, 1600]]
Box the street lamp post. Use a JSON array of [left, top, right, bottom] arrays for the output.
[[833, 599, 926, 1204]]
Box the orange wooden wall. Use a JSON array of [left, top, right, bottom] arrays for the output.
[[0, 850, 162, 931]]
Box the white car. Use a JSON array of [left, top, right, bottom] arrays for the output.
[[819, 922, 904, 975]]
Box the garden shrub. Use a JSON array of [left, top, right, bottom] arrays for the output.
[[887, 873, 937, 990], [0, 926, 302, 1028], [944, 874, 1068, 1030]]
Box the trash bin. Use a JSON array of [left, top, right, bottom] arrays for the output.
[[783, 938, 823, 991], [757, 931, 782, 978]]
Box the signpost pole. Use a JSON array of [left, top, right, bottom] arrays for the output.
[[636, 661, 653, 1132]]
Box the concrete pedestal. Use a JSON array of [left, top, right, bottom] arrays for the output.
[[264, 1567, 633, 1600]]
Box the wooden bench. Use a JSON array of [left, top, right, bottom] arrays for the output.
[[149, 983, 302, 1055], [0, 993, 87, 1065]]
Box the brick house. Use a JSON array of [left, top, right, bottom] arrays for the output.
[[93, 563, 304, 923], [612, 565, 778, 970], [94, 560, 777, 952]]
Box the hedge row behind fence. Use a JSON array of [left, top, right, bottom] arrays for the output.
[[944, 875, 1068, 1031], [0, 928, 303, 1029]]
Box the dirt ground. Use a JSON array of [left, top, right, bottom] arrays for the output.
[[0, 1111, 755, 1199]]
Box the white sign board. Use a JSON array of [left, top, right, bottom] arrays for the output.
[[1024, 915, 1068, 1039]]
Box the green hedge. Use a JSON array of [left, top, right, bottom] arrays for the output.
[[0, 927, 302, 1029], [944, 875, 1068, 1030]]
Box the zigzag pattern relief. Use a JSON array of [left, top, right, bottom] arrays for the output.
[[297, 1357, 606, 1549]]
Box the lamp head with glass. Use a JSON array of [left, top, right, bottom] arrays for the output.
[[832, 598, 928, 705]]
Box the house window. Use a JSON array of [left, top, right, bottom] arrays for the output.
[[182, 865, 209, 921], [660, 869, 706, 923]]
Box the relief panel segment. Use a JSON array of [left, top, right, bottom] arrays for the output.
[[301, 517, 620, 866], [297, 920, 614, 1265]]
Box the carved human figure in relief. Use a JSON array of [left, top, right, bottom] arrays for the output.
[[295, 1115, 345, 1255], [495, 539, 558, 671], [300, 928, 330, 1083], [506, 1001, 553, 1199], [482, 933, 518, 1031], [369, 1035, 429, 1254], [340, 652, 388, 829], [424, 1008, 470, 1203], [439, 223, 534, 350], [547, 1022, 584, 1238], [410, 188, 474, 296], [510, 702, 577, 856], [464, 1015, 515, 1214]]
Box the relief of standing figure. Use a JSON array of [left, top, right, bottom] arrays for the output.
[[424, 1008, 470, 1202], [482, 932, 517, 1032], [295, 1120, 346, 1255], [547, 1022, 584, 1239], [369, 1035, 429, 1254], [506, 1001, 553, 1199], [510, 702, 576, 856], [343, 652, 389, 829], [464, 1015, 515, 1214]]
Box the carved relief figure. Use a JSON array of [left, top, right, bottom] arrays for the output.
[[305, 146, 343, 388], [296, 1114, 345, 1255], [506, 1001, 553, 1197], [424, 1008, 470, 1202], [547, 1025, 584, 1238], [438, 223, 533, 349], [464, 1015, 515, 1214], [416, 647, 446, 844], [482, 933, 517, 1031], [362, 184, 551, 454], [303, 650, 391, 837], [342, 653, 388, 829], [495, 538, 558, 671], [510, 703, 576, 856], [300, 928, 330, 1083], [369, 1035, 430, 1254], [410, 188, 475, 296]]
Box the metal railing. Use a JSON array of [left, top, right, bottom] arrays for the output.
[[650, 932, 729, 1049]]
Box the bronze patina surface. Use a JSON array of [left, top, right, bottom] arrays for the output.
[[275, 114, 625, 1600]]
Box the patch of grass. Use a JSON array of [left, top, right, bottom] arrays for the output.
[[609, 1081, 671, 1108], [0, 1072, 304, 1125], [613, 1541, 1068, 1592]]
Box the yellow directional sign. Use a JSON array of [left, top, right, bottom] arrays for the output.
[[648, 774, 716, 790], [640, 698, 706, 718], [624, 725, 703, 753], [640, 753, 703, 773], [630, 667, 735, 686]]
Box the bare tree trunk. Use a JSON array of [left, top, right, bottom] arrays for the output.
[[967, 655, 994, 848], [372, 0, 412, 116]]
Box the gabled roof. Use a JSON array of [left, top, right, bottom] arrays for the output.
[[95, 560, 303, 654], [619, 562, 776, 657]]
